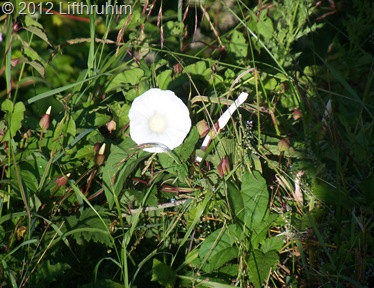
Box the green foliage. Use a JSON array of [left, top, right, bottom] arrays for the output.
[[64, 206, 113, 247], [1, 100, 25, 141], [0, 0, 373, 287], [151, 258, 176, 288], [198, 225, 240, 273]]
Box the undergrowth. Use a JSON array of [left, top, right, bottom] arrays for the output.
[[0, 0, 373, 287]]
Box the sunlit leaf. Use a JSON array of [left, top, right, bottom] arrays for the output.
[[241, 171, 269, 230], [199, 226, 238, 273]]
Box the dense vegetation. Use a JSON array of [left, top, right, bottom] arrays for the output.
[[0, 0, 373, 287]]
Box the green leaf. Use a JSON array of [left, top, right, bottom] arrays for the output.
[[79, 279, 124, 288], [157, 127, 198, 178], [24, 15, 44, 29], [229, 30, 248, 58], [102, 138, 149, 209], [34, 260, 71, 284], [241, 171, 269, 230], [107, 68, 145, 90], [184, 61, 207, 75], [157, 69, 173, 89], [94, 113, 111, 127], [151, 259, 176, 288], [23, 46, 44, 63], [1, 100, 26, 140], [165, 21, 185, 37], [66, 117, 76, 136], [199, 227, 238, 273], [26, 60, 45, 77], [260, 237, 284, 253], [108, 102, 130, 128], [257, 13, 274, 41], [64, 206, 112, 247], [248, 250, 279, 288], [1, 98, 13, 112], [227, 180, 245, 222], [24, 26, 51, 46]]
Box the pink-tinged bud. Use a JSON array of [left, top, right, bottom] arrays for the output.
[[22, 129, 31, 139], [293, 107, 302, 120], [56, 173, 71, 187], [106, 120, 117, 133], [217, 157, 230, 178], [39, 106, 51, 130], [12, 22, 19, 32], [95, 143, 106, 166], [278, 138, 290, 152], [11, 58, 20, 67], [173, 63, 183, 74], [196, 120, 209, 138]]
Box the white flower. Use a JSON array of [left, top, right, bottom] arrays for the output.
[[129, 88, 191, 153]]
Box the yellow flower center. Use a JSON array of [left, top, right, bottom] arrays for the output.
[[148, 113, 168, 133]]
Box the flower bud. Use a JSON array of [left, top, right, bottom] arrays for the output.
[[196, 120, 209, 138], [56, 173, 71, 187], [292, 107, 302, 120], [11, 58, 20, 67], [12, 22, 19, 32], [39, 106, 51, 130], [94, 143, 106, 166], [106, 119, 116, 133], [278, 138, 290, 152], [23, 129, 31, 139], [217, 156, 230, 178]]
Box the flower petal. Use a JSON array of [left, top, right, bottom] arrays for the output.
[[129, 89, 191, 153]]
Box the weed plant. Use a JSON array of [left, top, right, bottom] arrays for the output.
[[0, 0, 373, 287]]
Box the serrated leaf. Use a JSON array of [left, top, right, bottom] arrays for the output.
[[151, 259, 176, 288], [64, 207, 112, 247]]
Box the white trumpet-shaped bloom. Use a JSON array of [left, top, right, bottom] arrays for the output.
[[129, 88, 191, 153]]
